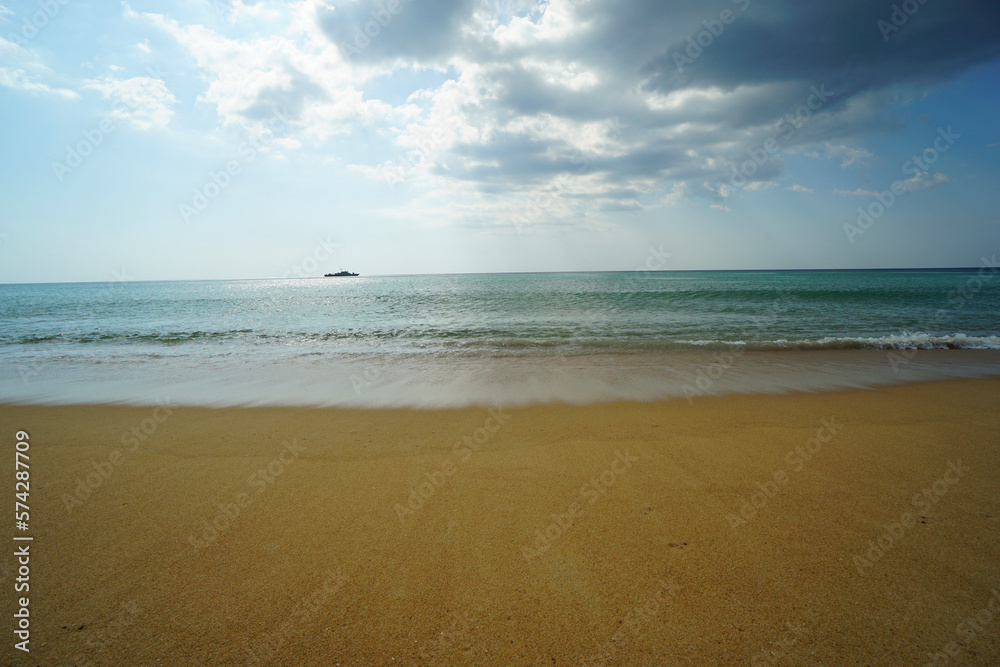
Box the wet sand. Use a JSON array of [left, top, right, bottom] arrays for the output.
[[3, 378, 1000, 665]]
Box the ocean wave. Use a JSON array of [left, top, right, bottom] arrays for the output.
[[2, 330, 257, 345], [807, 332, 1000, 350], [678, 333, 1000, 351], [3, 329, 998, 352], [675, 339, 750, 347]]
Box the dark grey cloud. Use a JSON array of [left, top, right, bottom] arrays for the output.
[[486, 65, 613, 121], [318, 0, 478, 63], [641, 0, 1000, 96], [242, 65, 327, 122], [332, 0, 1000, 202], [438, 130, 576, 184]]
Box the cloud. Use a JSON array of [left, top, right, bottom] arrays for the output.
[[0, 67, 78, 99], [640, 0, 1000, 98], [240, 65, 329, 121], [317, 0, 479, 63], [0, 35, 21, 52], [822, 143, 875, 167], [230, 0, 282, 22], [745, 181, 778, 191], [81, 75, 177, 129], [0, 24, 80, 100], [898, 171, 949, 192], [835, 172, 948, 197], [786, 184, 813, 193], [348, 0, 995, 219], [835, 188, 880, 197], [137, 0, 1000, 225], [138, 6, 390, 137]]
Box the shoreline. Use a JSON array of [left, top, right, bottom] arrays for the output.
[[4, 377, 1000, 664], [4, 348, 1000, 410]]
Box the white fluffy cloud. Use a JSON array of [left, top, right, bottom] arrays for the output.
[[127, 0, 998, 228], [137, 5, 391, 139], [898, 171, 950, 192], [82, 75, 177, 130], [0, 66, 78, 99], [835, 172, 949, 197]]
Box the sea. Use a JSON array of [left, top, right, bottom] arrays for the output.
[[2, 269, 999, 408]]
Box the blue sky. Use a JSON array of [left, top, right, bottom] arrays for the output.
[[1, 0, 999, 282]]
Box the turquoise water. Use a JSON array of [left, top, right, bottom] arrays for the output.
[[2, 269, 999, 406]]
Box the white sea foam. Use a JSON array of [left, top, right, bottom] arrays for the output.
[[2, 272, 997, 406], [678, 333, 1000, 350], [3, 349, 1000, 409]]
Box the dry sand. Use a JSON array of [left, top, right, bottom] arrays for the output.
[[3, 378, 1000, 665]]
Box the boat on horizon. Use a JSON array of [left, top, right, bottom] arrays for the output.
[[325, 270, 359, 277]]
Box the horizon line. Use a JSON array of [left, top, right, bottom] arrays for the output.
[[1, 265, 996, 286]]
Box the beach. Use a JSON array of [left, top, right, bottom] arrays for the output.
[[7, 377, 1000, 665], [7, 0, 1000, 663]]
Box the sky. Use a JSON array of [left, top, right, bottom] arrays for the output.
[[1, 0, 999, 282]]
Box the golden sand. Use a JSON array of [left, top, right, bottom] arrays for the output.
[[3, 378, 1000, 665]]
